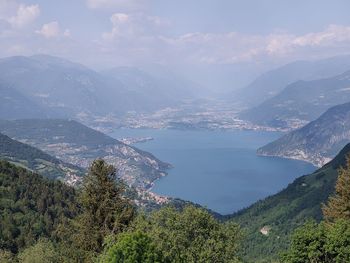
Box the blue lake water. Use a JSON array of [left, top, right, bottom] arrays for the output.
[[110, 129, 315, 215]]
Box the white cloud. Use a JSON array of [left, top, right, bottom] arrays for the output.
[[36, 21, 70, 39], [293, 25, 350, 47], [99, 18, 350, 66], [86, 0, 147, 11], [102, 13, 167, 40], [8, 4, 40, 28]]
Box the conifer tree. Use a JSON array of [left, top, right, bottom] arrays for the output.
[[73, 159, 135, 255], [323, 157, 350, 222]]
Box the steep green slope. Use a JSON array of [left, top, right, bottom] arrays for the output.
[[230, 143, 350, 262], [0, 132, 84, 181], [0, 160, 79, 253]]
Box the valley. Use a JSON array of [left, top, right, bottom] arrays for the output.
[[2, 2, 350, 262], [110, 128, 315, 214]]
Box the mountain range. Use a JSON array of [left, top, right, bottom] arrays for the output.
[[239, 70, 350, 129], [257, 102, 350, 167], [0, 55, 201, 122], [231, 55, 350, 108]]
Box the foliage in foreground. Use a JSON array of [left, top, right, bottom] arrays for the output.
[[1, 158, 243, 262], [0, 160, 78, 253], [282, 157, 350, 263], [101, 206, 242, 263], [100, 231, 165, 263]]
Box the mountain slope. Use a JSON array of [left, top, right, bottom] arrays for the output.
[[0, 84, 51, 119], [0, 55, 201, 122], [0, 55, 117, 119], [0, 132, 84, 182], [240, 70, 350, 128], [257, 102, 350, 167], [232, 55, 350, 108], [230, 143, 350, 262], [0, 119, 170, 190], [102, 66, 200, 112], [0, 160, 78, 253]]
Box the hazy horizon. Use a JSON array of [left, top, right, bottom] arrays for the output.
[[1, 0, 350, 91]]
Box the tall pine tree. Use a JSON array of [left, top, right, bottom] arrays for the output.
[[323, 157, 350, 222], [73, 159, 135, 255]]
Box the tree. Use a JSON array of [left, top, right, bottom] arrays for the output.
[[280, 220, 328, 263], [282, 157, 350, 263], [0, 250, 15, 263], [100, 231, 165, 263], [72, 159, 135, 256], [281, 220, 350, 263], [324, 219, 350, 262], [133, 205, 242, 263], [18, 238, 60, 263], [323, 157, 350, 222]]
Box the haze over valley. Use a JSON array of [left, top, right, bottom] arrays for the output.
[[1, 1, 350, 262]]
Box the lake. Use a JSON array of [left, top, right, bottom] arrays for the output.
[[110, 129, 315, 214]]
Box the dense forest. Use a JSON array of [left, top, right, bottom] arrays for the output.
[[1, 152, 350, 262], [0, 160, 242, 262], [231, 143, 350, 262]]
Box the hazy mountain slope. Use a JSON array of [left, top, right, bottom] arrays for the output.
[[0, 55, 117, 119], [232, 55, 350, 107], [230, 143, 350, 262], [102, 66, 201, 112], [257, 102, 350, 167], [240, 70, 350, 128], [0, 84, 51, 119], [0, 55, 202, 122], [0, 119, 170, 189], [0, 132, 84, 182]]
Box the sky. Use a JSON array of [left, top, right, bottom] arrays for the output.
[[1, 0, 350, 88]]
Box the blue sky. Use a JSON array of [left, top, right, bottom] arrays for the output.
[[1, 0, 350, 71]]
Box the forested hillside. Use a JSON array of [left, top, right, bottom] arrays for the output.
[[0, 161, 79, 253], [230, 143, 350, 262], [0, 160, 242, 262]]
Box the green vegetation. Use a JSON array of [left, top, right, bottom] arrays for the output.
[[130, 206, 241, 263], [1, 159, 240, 262], [0, 132, 84, 180], [70, 159, 135, 258], [323, 157, 350, 222], [17, 238, 61, 263], [2, 137, 350, 262], [0, 160, 78, 253], [281, 219, 350, 263], [282, 157, 350, 262], [100, 231, 165, 263], [230, 143, 350, 262]]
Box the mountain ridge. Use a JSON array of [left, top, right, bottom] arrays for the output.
[[232, 55, 350, 108], [257, 102, 350, 167], [240, 70, 350, 129]]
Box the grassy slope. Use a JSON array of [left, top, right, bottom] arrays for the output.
[[229, 143, 350, 262]]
